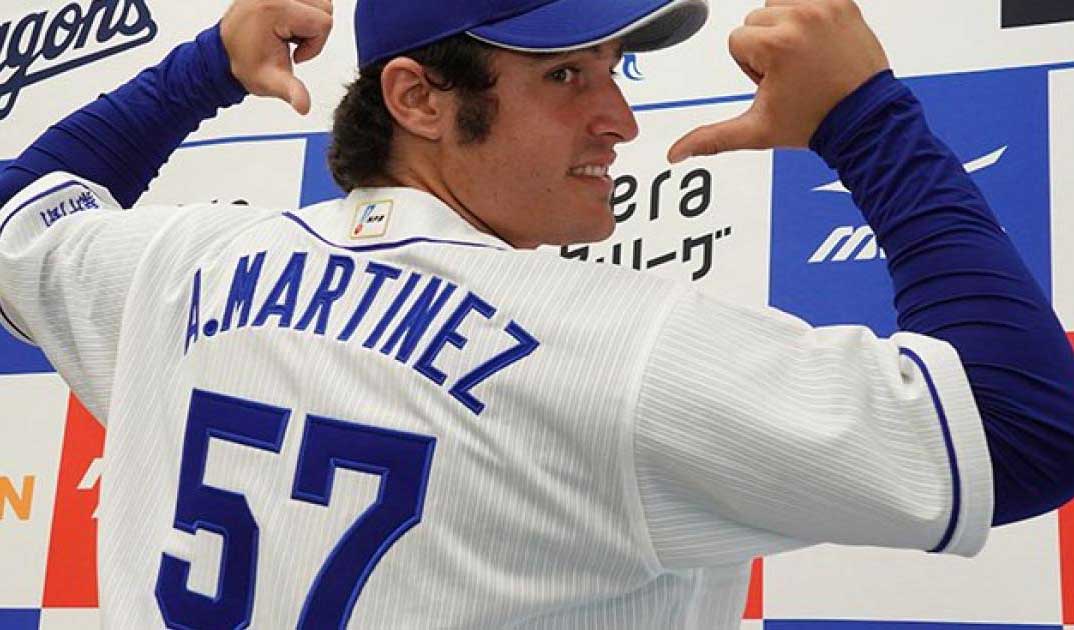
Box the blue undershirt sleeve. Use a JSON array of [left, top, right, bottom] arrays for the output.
[[0, 24, 246, 209], [811, 70, 1074, 526]]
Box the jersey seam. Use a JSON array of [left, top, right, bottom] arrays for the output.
[[110, 203, 228, 421], [282, 210, 506, 253], [116, 205, 273, 366], [0, 301, 32, 343], [618, 280, 690, 577], [898, 346, 962, 553]]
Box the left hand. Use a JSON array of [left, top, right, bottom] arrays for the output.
[[667, 0, 889, 163], [219, 0, 334, 115]]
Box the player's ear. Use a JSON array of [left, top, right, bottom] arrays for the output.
[[381, 57, 450, 142]]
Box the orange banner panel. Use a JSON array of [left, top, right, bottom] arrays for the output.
[[42, 394, 104, 608], [743, 557, 763, 619]]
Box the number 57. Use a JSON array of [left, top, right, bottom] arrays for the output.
[[155, 389, 437, 629]]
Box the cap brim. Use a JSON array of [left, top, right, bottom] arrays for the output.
[[467, 0, 708, 55]]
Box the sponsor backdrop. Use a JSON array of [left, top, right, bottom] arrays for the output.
[[1, 0, 1073, 628]]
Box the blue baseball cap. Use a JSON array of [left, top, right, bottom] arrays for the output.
[[356, 0, 709, 69]]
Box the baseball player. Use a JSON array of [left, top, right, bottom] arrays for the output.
[[2, 0, 1074, 628]]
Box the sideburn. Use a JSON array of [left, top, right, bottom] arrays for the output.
[[455, 91, 498, 145]]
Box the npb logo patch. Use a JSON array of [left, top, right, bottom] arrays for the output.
[[770, 66, 1053, 336], [351, 199, 392, 239]]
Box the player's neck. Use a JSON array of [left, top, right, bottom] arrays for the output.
[[380, 157, 514, 248]]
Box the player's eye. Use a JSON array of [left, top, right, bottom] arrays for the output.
[[548, 66, 580, 84]]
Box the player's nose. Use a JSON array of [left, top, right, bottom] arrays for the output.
[[589, 80, 640, 144]]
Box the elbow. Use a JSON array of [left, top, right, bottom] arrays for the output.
[[982, 389, 1074, 526]]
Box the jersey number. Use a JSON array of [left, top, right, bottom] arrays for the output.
[[154, 389, 437, 629]]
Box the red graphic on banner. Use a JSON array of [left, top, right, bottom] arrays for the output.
[[1060, 501, 1074, 624], [1061, 333, 1074, 625], [742, 557, 763, 619], [42, 394, 103, 608]]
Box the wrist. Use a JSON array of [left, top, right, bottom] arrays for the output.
[[197, 23, 248, 108], [809, 70, 911, 168]]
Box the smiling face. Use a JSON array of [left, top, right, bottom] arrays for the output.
[[436, 42, 639, 249]]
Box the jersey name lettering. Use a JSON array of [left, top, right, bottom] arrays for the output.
[[184, 250, 540, 416]]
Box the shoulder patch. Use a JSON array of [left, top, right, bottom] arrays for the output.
[[351, 199, 393, 240]]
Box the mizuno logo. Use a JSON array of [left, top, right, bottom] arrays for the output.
[[808, 146, 1008, 264], [812, 146, 1008, 194], [0, 0, 158, 121], [809, 225, 885, 264]]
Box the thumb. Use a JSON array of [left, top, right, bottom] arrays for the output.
[[285, 77, 312, 115], [667, 110, 768, 163], [261, 66, 312, 115]]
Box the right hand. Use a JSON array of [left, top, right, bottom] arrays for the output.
[[220, 0, 334, 115], [668, 0, 889, 163]]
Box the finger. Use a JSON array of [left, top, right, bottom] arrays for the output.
[[278, 3, 333, 64], [765, 0, 798, 6], [293, 0, 333, 16], [278, 1, 333, 41], [293, 32, 329, 63], [667, 111, 768, 163], [743, 6, 792, 27], [728, 26, 769, 78], [736, 59, 763, 85]]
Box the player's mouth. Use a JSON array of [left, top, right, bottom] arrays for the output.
[[569, 164, 610, 178], [568, 162, 614, 195]]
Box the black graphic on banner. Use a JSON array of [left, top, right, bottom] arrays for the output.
[[1002, 0, 1074, 28], [560, 168, 735, 283]]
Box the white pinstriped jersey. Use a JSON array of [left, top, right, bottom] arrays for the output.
[[0, 172, 993, 629]]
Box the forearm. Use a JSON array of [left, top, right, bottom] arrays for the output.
[[0, 25, 246, 209], [812, 71, 1074, 525]]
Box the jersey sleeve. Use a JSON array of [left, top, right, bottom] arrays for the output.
[[0, 172, 180, 421], [632, 288, 993, 570]]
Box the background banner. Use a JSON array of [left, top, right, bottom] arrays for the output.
[[2, 1, 1073, 628]]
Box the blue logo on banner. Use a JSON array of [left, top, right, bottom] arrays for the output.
[[769, 66, 1053, 335], [622, 54, 644, 81], [0, 0, 158, 121]]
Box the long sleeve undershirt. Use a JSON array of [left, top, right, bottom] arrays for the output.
[[812, 71, 1074, 525], [1, 27, 1073, 526], [0, 25, 245, 209]]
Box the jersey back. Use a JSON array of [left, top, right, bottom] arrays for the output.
[[0, 177, 992, 630], [99, 188, 695, 629]]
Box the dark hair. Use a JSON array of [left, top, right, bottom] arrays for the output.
[[329, 34, 500, 192]]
